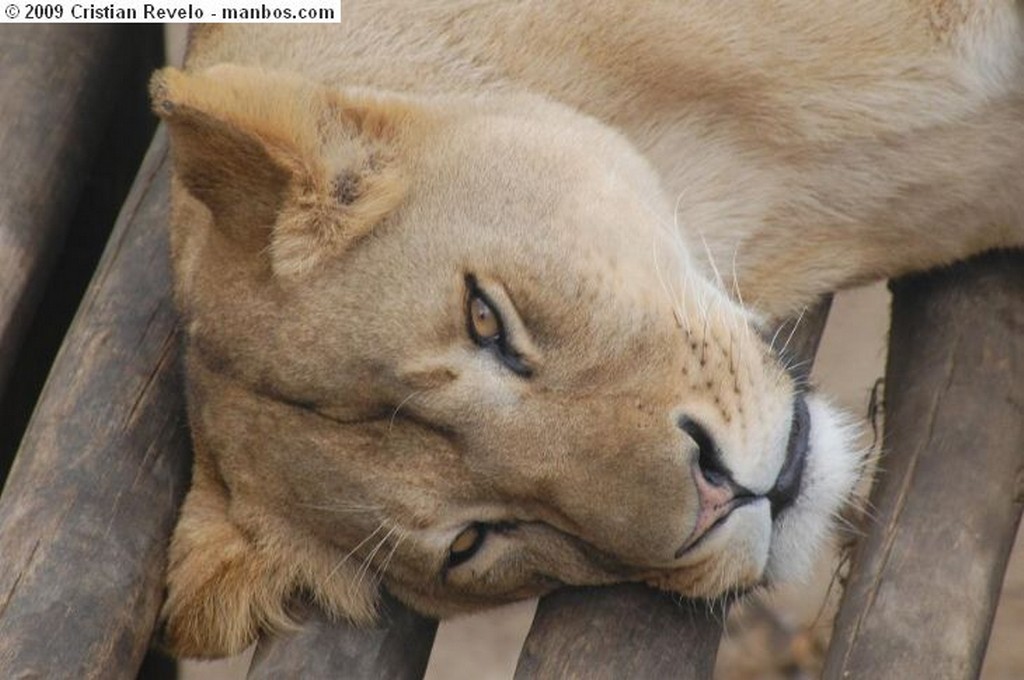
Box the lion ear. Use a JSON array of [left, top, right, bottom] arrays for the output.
[[150, 65, 410, 278], [160, 454, 379, 658]]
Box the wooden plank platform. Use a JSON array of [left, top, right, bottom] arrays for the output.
[[0, 26, 162, 482], [515, 585, 722, 680]]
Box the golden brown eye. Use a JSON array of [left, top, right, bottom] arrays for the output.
[[469, 294, 501, 342], [448, 524, 486, 567], [463, 275, 532, 377]]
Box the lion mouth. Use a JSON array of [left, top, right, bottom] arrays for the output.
[[767, 394, 810, 518]]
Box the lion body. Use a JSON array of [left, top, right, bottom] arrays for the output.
[[154, 1, 1024, 656]]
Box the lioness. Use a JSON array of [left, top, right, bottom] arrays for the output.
[[151, 1, 1024, 657]]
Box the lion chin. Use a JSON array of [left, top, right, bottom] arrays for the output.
[[153, 0, 1023, 659]]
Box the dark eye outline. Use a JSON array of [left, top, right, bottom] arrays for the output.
[[464, 275, 533, 377], [446, 521, 518, 570], [447, 523, 488, 568]]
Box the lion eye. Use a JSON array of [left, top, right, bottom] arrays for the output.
[[448, 524, 486, 567], [463, 275, 532, 377], [468, 293, 501, 343]]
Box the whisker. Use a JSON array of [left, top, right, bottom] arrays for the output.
[[298, 501, 382, 515], [812, 550, 852, 629], [777, 306, 807, 359], [699, 233, 725, 291], [389, 391, 422, 433], [767, 321, 787, 356], [354, 525, 398, 591], [652, 231, 688, 333], [730, 246, 745, 310], [374, 529, 406, 584], [830, 510, 866, 537], [326, 521, 386, 582]]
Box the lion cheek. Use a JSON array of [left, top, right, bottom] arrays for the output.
[[158, 452, 379, 658]]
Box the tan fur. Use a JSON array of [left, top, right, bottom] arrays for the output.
[[153, 1, 1024, 657]]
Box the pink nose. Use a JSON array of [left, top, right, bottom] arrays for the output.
[[675, 461, 743, 558]]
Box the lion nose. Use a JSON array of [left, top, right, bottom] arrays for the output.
[[677, 416, 733, 487], [675, 417, 755, 558], [673, 461, 744, 558]]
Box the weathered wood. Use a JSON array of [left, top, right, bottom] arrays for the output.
[[825, 250, 1024, 679], [0, 26, 131, 398], [248, 594, 438, 680], [515, 585, 723, 680], [514, 302, 832, 680], [0, 26, 162, 481], [0, 132, 191, 679]]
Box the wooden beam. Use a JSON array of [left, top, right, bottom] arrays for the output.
[[0, 132, 191, 679], [514, 302, 832, 679], [825, 250, 1024, 678], [248, 595, 437, 680], [515, 585, 723, 680]]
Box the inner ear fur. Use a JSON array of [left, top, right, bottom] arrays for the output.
[[160, 452, 379, 658], [150, 64, 412, 278]]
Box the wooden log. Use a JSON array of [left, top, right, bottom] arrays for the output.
[[248, 594, 438, 680], [515, 585, 723, 680], [0, 132, 191, 679], [514, 303, 832, 680], [824, 250, 1024, 679], [0, 26, 130, 398]]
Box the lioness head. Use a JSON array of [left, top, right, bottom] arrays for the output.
[[152, 65, 860, 657]]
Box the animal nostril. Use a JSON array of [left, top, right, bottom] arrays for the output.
[[678, 416, 731, 488], [699, 462, 731, 488]]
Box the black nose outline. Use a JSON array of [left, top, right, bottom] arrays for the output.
[[677, 416, 753, 496]]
